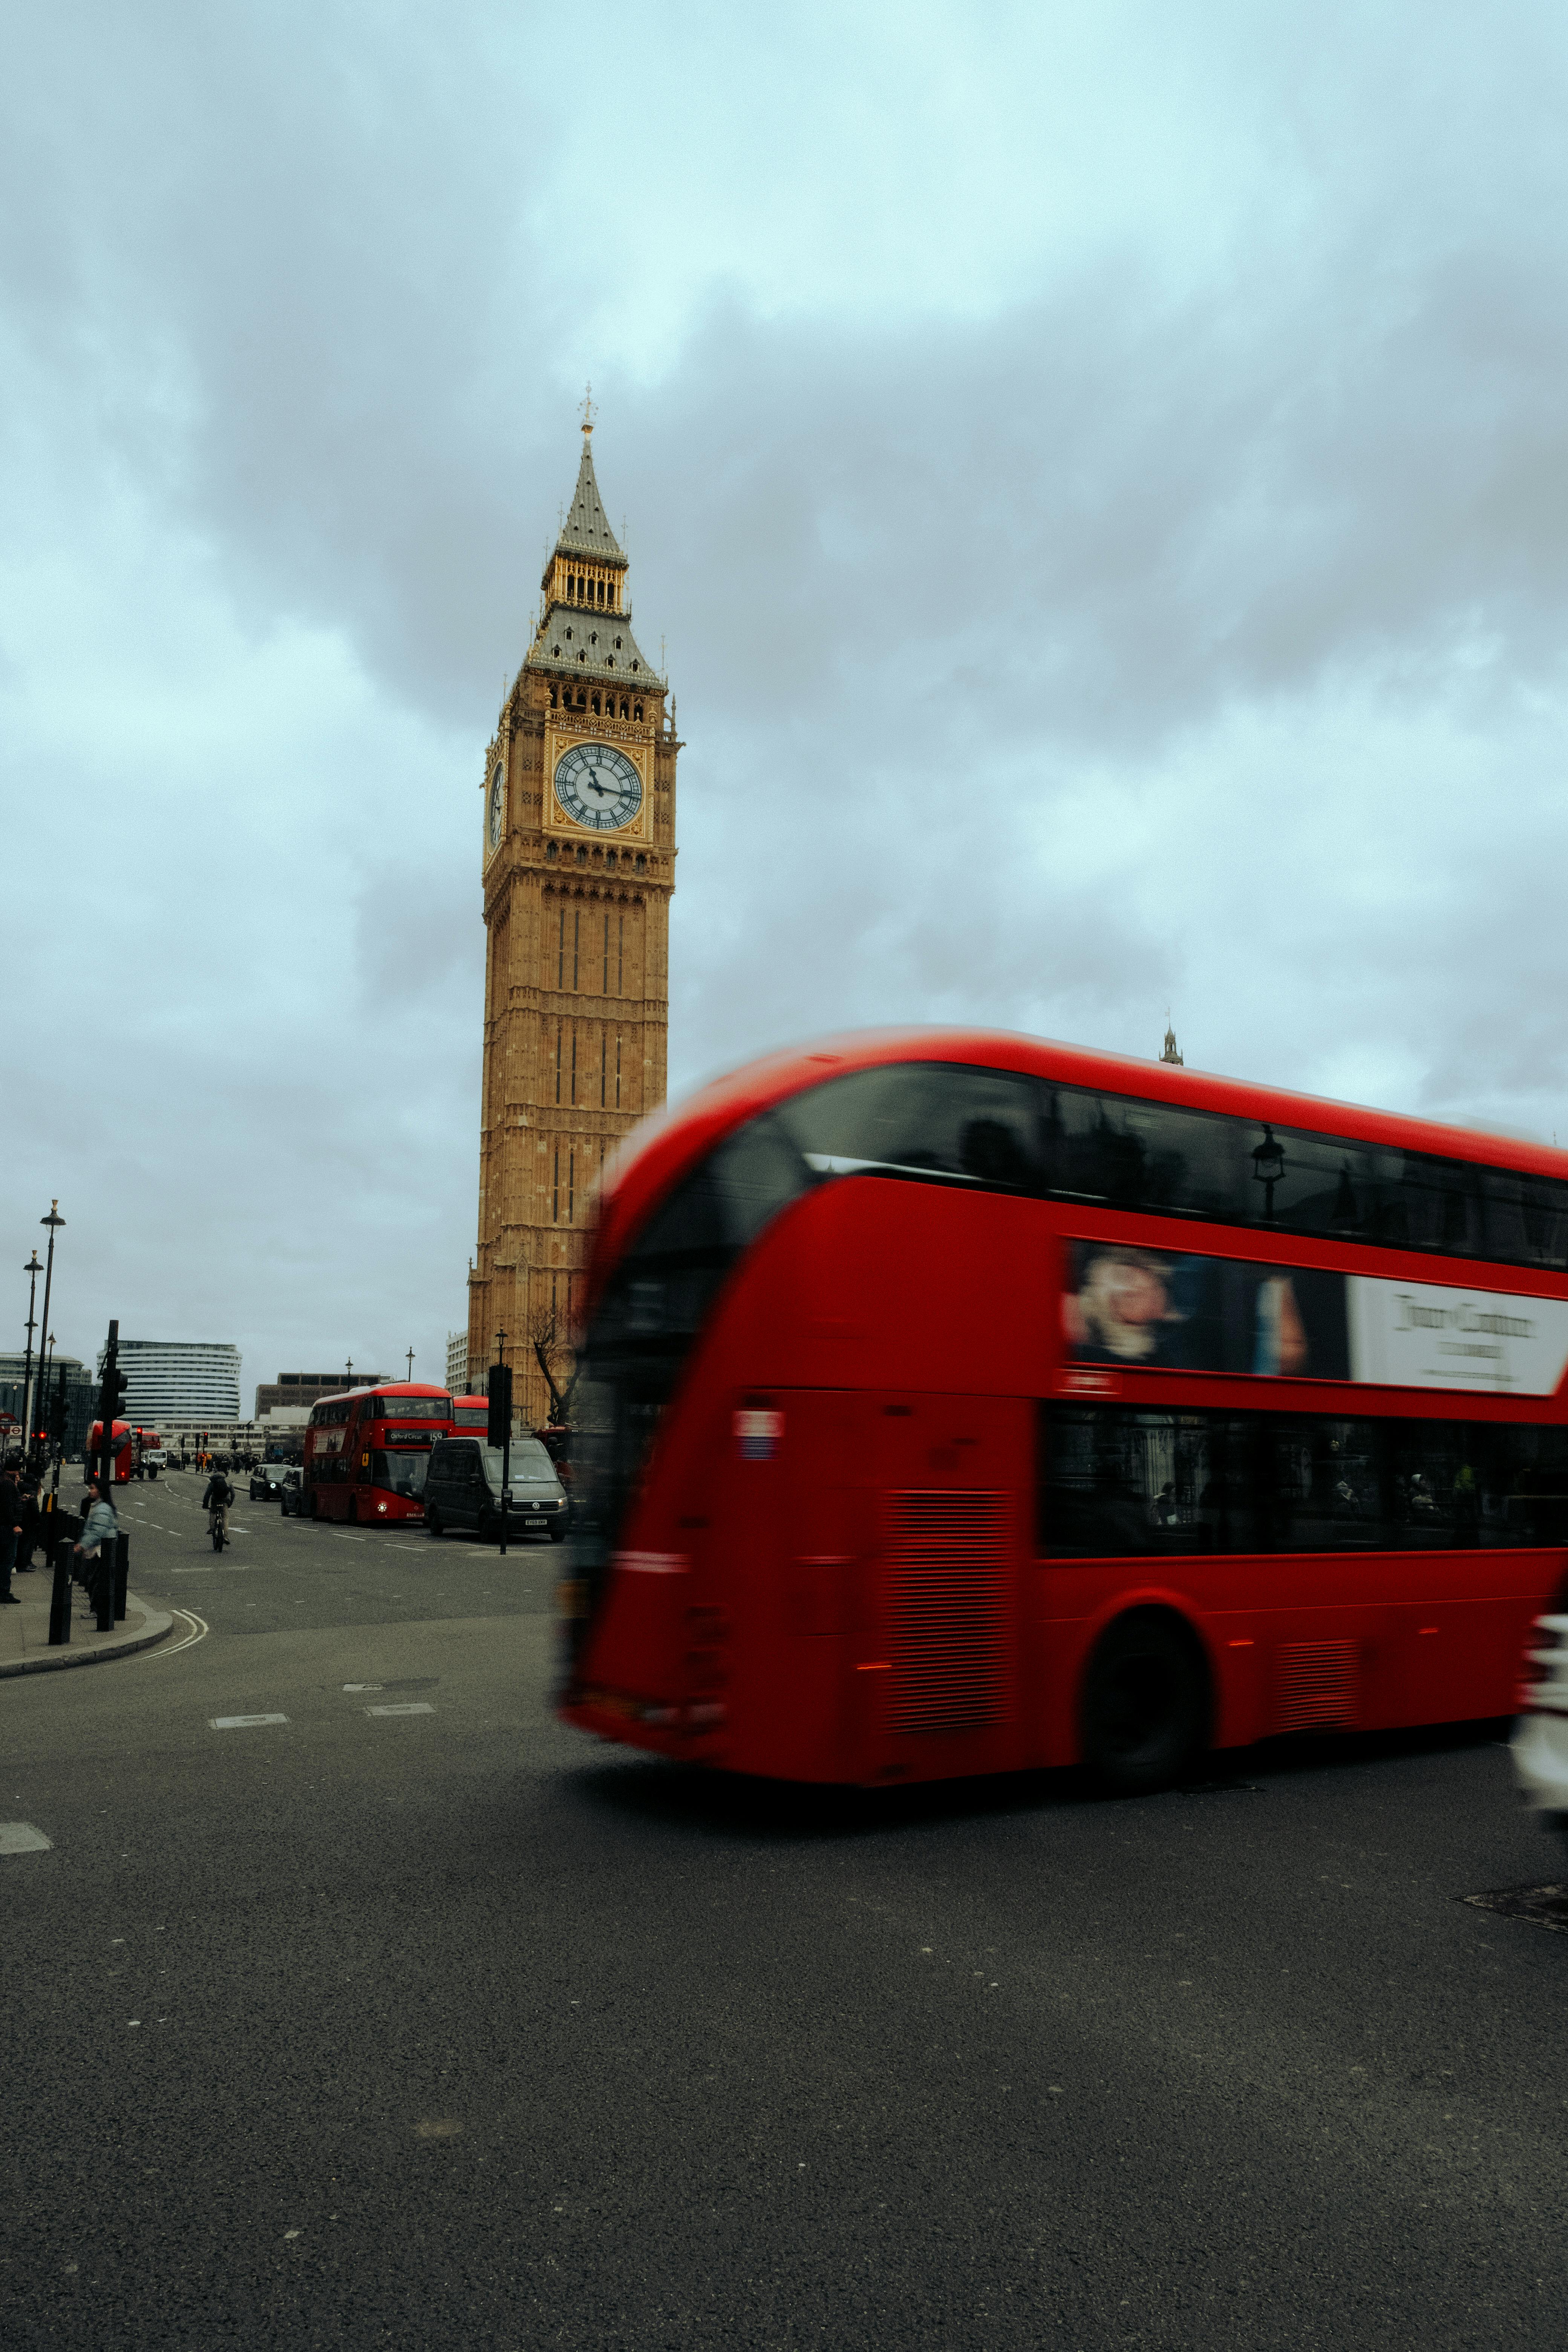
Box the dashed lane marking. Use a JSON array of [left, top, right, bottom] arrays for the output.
[[366, 1703, 435, 1717], [1, 1823, 53, 1855], [210, 1714, 289, 1730]]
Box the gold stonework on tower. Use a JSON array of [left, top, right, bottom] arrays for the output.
[[467, 421, 679, 1430]]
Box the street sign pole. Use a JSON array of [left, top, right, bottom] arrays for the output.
[[489, 1333, 512, 1559]]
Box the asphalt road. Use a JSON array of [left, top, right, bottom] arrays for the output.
[[3, 1469, 1565, 2350]]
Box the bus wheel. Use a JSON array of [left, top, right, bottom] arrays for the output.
[[1080, 1609, 1208, 1796]]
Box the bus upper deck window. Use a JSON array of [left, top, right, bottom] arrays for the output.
[[773, 1063, 1043, 1192]]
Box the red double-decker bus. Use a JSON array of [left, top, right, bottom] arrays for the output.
[[87, 1419, 136, 1484], [451, 1395, 491, 1432], [559, 1030, 1568, 1791], [303, 1383, 453, 1523]]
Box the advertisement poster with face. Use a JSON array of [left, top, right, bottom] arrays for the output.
[[1061, 1242, 1351, 1378]]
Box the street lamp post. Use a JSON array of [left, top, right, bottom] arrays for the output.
[[18, 1249, 41, 1462], [32, 1204, 64, 1472], [493, 1328, 510, 1559], [406, 1347, 415, 1383]]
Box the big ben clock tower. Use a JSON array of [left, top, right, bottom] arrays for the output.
[[468, 406, 678, 1427]]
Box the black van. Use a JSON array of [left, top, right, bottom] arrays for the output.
[[423, 1434, 569, 1544]]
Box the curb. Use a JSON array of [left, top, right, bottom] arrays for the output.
[[0, 1594, 177, 1680]]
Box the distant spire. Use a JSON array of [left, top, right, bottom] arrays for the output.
[[1160, 1016, 1184, 1067]]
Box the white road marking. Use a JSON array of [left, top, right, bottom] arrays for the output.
[[330, 1534, 368, 1544], [0, 1822, 53, 1855], [210, 1714, 289, 1730], [365, 1703, 435, 1717], [384, 1543, 424, 1552], [343, 1683, 383, 1692]]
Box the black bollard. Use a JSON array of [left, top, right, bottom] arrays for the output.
[[48, 1539, 73, 1646], [94, 1547, 115, 1632], [113, 1532, 129, 1623]]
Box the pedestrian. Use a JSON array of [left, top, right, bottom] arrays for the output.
[[15, 1476, 40, 1570], [74, 1481, 118, 1574], [0, 1461, 21, 1602]]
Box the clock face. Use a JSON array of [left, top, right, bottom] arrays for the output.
[[554, 742, 643, 833], [487, 763, 505, 850]]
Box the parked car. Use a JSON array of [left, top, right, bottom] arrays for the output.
[[1512, 1574, 1568, 1853], [423, 1434, 569, 1544], [275, 1468, 305, 1516]]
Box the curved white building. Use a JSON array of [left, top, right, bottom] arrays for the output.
[[98, 1340, 241, 1426]]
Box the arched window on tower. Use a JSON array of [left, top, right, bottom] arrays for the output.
[[549, 684, 559, 709], [591, 691, 601, 715], [576, 688, 587, 709], [633, 700, 643, 721], [619, 697, 628, 718]]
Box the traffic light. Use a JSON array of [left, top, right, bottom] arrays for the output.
[[486, 1363, 513, 1449]]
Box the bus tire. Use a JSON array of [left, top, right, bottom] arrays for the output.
[[426, 1507, 443, 1539], [1080, 1609, 1208, 1797]]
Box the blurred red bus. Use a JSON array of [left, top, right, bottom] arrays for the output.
[[88, 1419, 135, 1484], [451, 1394, 490, 1432], [559, 1030, 1568, 1791], [303, 1383, 452, 1524]]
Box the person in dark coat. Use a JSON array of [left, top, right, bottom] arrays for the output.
[[15, 1476, 40, 1571], [0, 1465, 21, 1602]]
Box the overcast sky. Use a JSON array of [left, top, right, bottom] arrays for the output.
[[5, 2, 1568, 1395]]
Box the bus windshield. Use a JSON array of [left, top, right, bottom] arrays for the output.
[[375, 1395, 452, 1421], [372, 1450, 430, 1498]]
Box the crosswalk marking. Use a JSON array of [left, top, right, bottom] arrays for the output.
[[365, 1703, 435, 1717], [210, 1714, 289, 1730]]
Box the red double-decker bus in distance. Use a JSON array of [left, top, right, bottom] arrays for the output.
[[560, 1029, 1568, 1792], [303, 1383, 453, 1523], [87, 1420, 135, 1484], [451, 1395, 491, 1432]]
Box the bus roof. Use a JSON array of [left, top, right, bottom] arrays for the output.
[[590, 1026, 1568, 1302], [308, 1381, 451, 1411]]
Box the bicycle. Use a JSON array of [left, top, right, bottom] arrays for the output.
[[208, 1509, 227, 1552]]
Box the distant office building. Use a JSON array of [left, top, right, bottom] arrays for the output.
[[254, 1371, 392, 1418], [100, 1340, 241, 1426], [446, 1331, 469, 1396], [0, 1353, 96, 1455]]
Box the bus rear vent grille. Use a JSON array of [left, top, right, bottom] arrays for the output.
[[1274, 1642, 1360, 1732], [882, 1491, 1011, 1735]]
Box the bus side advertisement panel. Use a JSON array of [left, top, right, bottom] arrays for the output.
[[1062, 1239, 1568, 1397]]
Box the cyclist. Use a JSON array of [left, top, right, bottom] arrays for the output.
[[202, 1464, 234, 1547]]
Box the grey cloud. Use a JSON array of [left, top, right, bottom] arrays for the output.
[[8, 5, 1568, 1384]]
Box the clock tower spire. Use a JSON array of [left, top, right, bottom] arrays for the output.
[[468, 416, 679, 1429]]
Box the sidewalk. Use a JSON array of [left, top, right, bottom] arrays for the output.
[[0, 1563, 174, 1678]]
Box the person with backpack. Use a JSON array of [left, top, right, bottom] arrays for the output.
[[202, 1464, 234, 1546]]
